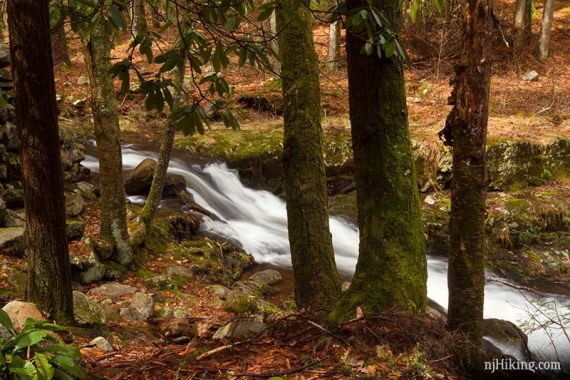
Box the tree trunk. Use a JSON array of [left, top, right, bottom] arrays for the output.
[[327, 20, 341, 71], [513, 0, 532, 48], [131, 0, 148, 37], [7, 0, 74, 324], [51, 22, 70, 67], [82, 20, 133, 266], [142, 60, 185, 225], [441, 0, 492, 353], [277, 0, 341, 312], [330, 0, 427, 321], [538, 0, 555, 60]]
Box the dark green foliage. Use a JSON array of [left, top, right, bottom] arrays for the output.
[[0, 310, 85, 379]]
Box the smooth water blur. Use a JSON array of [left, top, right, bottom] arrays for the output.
[[84, 147, 570, 372]]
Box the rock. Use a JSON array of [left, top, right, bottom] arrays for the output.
[[158, 318, 195, 338], [1, 121, 20, 151], [119, 307, 142, 321], [341, 281, 351, 292], [223, 290, 258, 314], [167, 265, 193, 284], [101, 304, 120, 322], [248, 269, 282, 286], [4, 209, 25, 227], [89, 282, 136, 298], [0, 43, 10, 68], [231, 280, 274, 297], [89, 337, 115, 353], [0, 227, 25, 256], [75, 181, 96, 195], [73, 291, 106, 325], [72, 99, 86, 108], [7, 270, 26, 296], [483, 318, 531, 361], [65, 191, 84, 217], [544, 138, 570, 178], [66, 219, 86, 242], [143, 275, 173, 290], [213, 321, 267, 339], [208, 284, 230, 299], [522, 70, 539, 82], [167, 212, 201, 240], [487, 140, 544, 190], [156, 307, 174, 318], [164, 174, 187, 196], [130, 292, 154, 321], [2, 301, 45, 331], [124, 158, 156, 195], [77, 76, 89, 85], [79, 260, 106, 285]]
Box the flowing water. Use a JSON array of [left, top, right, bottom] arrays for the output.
[[83, 146, 570, 373]]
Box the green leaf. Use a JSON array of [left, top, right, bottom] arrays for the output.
[[35, 353, 55, 380], [51, 354, 85, 378], [107, 5, 127, 30], [14, 330, 48, 349], [257, 4, 274, 22], [384, 37, 396, 57], [410, 0, 420, 23], [0, 309, 16, 336], [364, 40, 373, 55], [433, 0, 444, 13]]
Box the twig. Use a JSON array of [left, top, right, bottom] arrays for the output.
[[234, 356, 329, 378], [487, 277, 541, 295]]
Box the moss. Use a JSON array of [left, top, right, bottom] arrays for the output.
[[145, 219, 171, 253]]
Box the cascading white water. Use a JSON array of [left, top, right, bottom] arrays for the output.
[[84, 147, 570, 372]]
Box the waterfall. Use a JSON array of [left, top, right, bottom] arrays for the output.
[[83, 146, 570, 373]]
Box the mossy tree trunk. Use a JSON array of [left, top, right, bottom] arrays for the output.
[[442, 0, 492, 353], [513, 0, 531, 48], [131, 0, 148, 37], [82, 20, 133, 266], [142, 60, 185, 225], [7, 0, 74, 324], [330, 0, 427, 321], [277, 0, 341, 312]]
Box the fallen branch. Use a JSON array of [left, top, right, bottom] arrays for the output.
[[234, 356, 329, 378], [487, 277, 541, 295]]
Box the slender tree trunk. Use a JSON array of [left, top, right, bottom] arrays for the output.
[[277, 0, 341, 312], [538, 0, 555, 60], [7, 0, 74, 324], [82, 20, 133, 266], [330, 0, 427, 321], [0, 0, 6, 41], [269, 8, 280, 74], [513, 0, 532, 48], [327, 20, 341, 71], [51, 22, 70, 67], [441, 0, 492, 354], [131, 0, 148, 37], [142, 60, 185, 224]]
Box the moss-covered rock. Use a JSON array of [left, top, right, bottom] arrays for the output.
[[223, 290, 258, 314], [487, 140, 545, 190]]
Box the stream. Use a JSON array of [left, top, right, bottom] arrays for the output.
[[83, 146, 570, 373]]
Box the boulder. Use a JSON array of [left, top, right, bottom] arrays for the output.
[[522, 70, 539, 82], [231, 280, 274, 297], [4, 209, 25, 227], [66, 219, 86, 242], [89, 282, 136, 298], [89, 337, 114, 353], [124, 158, 156, 195], [0, 227, 25, 256], [249, 269, 282, 286], [2, 301, 45, 331], [73, 291, 106, 325], [167, 265, 193, 284], [167, 212, 201, 240], [487, 141, 545, 190], [143, 275, 173, 291], [129, 292, 154, 321], [213, 321, 267, 339], [65, 191, 84, 217], [483, 318, 531, 362], [164, 174, 187, 196], [208, 284, 230, 300], [223, 290, 258, 314]]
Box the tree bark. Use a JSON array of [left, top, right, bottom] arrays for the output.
[[330, 0, 427, 321], [142, 60, 185, 225], [513, 0, 532, 48], [442, 0, 492, 353], [7, 0, 74, 324], [269, 7, 280, 74], [327, 20, 341, 71], [277, 0, 341, 312], [82, 20, 133, 266], [51, 22, 70, 67], [131, 0, 148, 37], [538, 0, 555, 60]]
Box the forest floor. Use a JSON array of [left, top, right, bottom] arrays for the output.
[[1, 1, 570, 379]]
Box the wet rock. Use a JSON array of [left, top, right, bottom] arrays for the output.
[[223, 290, 258, 314], [2, 301, 45, 331], [522, 70, 539, 82], [124, 158, 156, 195], [89, 337, 115, 353], [65, 191, 84, 217], [213, 320, 267, 339], [249, 269, 282, 286], [89, 282, 136, 298], [167, 212, 201, 240], [231, 280, 274, 297], [73, 291, 106, 325], [0, 227, 25, 256], [483, 318, 531, 361]]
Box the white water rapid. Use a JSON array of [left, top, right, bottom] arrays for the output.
[[83, 147, 570, 373]]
